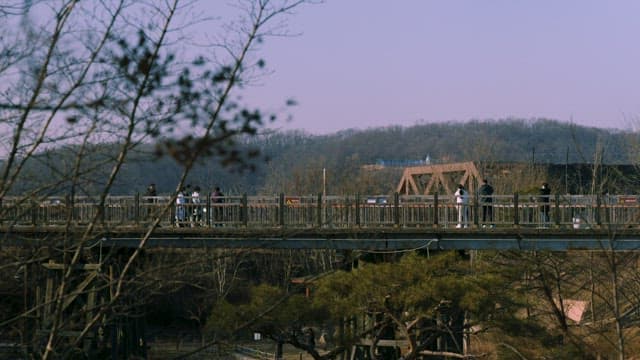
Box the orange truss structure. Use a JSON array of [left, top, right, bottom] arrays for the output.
[[396, 161, 481, 195]]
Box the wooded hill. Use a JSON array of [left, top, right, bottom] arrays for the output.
[[11, 118, 639, 196]]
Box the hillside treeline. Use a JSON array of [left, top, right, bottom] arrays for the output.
[[13, 118, 639, 196]]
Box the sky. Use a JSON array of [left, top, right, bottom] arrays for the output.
[[237, 1, 640, 135]]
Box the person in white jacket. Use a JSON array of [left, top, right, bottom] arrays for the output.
[[175, 187, 187, 227], [191, 186, 202, 227], [455, 184, 470, 228]]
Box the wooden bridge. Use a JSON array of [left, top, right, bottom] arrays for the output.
[[3, 193, 640, 250]]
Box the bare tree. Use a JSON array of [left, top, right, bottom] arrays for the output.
[[0, 0, 314, 357]]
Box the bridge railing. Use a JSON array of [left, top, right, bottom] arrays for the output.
[[1, 193, 639, 229]]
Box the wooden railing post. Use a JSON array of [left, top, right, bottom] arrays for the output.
[[394, 192, 400, 227], [595, 194, 602, 227], [170, 196, 176, 227], [31, 199, 37, 226], [206, 193, 212, 227], [604, 194, 611, 225], [134, 192, 140, 225], [101, 197, 107, 225], [242, 194, 248, 227], [513, 193, 519, 226], [355, 194, 360, 227], [433, 193, 439, 227], [554, 194, 560, 227], [279, 193, 285, 227], [65, 195, 72, 223], [473, 195, 479, 227]]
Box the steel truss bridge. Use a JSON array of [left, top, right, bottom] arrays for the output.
[[3, 193, 640, 250]]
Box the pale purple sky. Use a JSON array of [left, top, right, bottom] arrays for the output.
[[238, 1, 640, 134]]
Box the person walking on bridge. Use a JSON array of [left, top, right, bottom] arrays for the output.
[[191, 186, 202, 227], [479, 179, 494, 227], [175, 187, 187, 227], [455, 184, 469, 228], [211, 186, 224, 227], [144, 183, 157, 220], [538, 182, 551, 227], [145, 183, 157, 197]]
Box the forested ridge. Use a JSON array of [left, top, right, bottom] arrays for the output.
[[13, 118, 638, 196]]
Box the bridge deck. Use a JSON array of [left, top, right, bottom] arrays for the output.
[[3, 225, 640, 251]]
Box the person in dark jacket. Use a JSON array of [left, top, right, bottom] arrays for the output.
[[479, 179, 494, 227], [538, 182, 551, 226], [145, 183, 157, 197], [144, 183, 157, 219], [211, 186, 224, 226]]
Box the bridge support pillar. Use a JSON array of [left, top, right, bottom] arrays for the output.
[[34, 259, 102, 357]]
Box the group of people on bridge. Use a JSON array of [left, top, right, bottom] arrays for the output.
[[454, 180, 552, 229], [144, 183, 225, 227]]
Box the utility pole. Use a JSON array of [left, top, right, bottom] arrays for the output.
[[565, 147, 569, 194], [323, 168, 326, 197], [531, 147, 535, 167]]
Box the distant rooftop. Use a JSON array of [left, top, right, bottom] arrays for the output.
[[375, 156, 432, 167]]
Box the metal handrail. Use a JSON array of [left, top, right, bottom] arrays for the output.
[[0, 193, 637, 229]]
